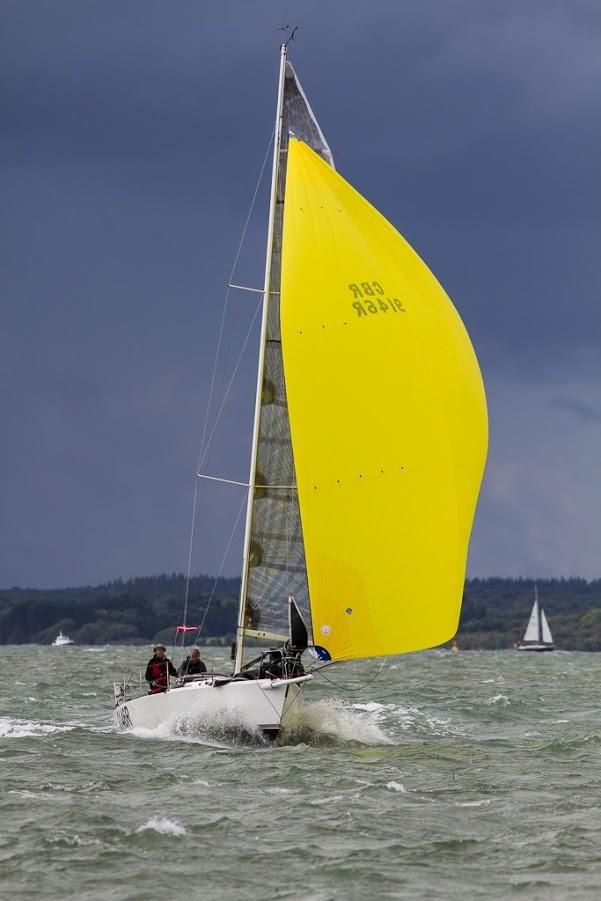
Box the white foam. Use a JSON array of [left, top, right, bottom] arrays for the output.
[[280, 698, 392, 745], [51, 834, 102, 847], [310, 795, 344, 806], [386, 781, 408, 793], [136, 816, 186, 837], [455, 799, 493, 808], [352, 701, 396, 713], [485, 694, 510, 706], [0, 717, 74, 739], [128, 703, 260, 747], [351, 701, 460, 738]]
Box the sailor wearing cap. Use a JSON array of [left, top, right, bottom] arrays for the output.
[[145, 643, 178, 694]]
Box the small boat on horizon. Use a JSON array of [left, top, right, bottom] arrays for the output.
[[515, 586, 554, 652], [52, 631, 74, 646]]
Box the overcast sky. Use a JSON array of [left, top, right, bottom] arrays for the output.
[[2, 0, 600, 588]]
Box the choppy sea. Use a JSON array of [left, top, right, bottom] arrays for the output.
[[2, 645, 601, 899]]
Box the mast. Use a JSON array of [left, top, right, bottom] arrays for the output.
[[234, 44, 288, 673]]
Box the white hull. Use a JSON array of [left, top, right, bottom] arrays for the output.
[[515, 643, 554, 652], [52, 636, 74, 646], [114, 674, 311, 738]]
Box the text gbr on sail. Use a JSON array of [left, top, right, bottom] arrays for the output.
[[347, 281, 406, 317]]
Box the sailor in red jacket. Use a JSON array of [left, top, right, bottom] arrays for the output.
[[145, 643, 178, 694]]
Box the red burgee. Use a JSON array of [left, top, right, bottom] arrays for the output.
[[176, 624, 199, 633]]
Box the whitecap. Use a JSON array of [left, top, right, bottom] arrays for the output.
[[386, 781, 408, 793], [54, 834, 102, 847], [352, 701, 395, 713], [0, 717, 74, 739], [136, 816, 186, 837], [455, 799, 493, 808], [485, 694, 510, 706], [309, 795, 344, 806]]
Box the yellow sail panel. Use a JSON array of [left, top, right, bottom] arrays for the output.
[[280, 139, 488, 661]]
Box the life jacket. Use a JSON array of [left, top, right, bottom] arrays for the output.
[[147, 657, 171, 693]]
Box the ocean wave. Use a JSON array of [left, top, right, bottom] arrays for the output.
[[352, 701, 463, 738], [136, 816, 186, 837], [484, 694, 510, 706], [49, 834, 103, 848], [126, 709, 261, 748], [278, 698, 393, 746], [0, 717, 74, 739], [386, 781, 408, 793], [455, 799, 494, 807]]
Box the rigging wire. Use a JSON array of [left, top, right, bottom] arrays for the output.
[[184, 491, 248, 650], [310, 658, 389, 694], [180, 127, 275, 633], [195, 297, 262, 475]]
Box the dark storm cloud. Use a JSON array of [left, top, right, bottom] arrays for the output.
[[1, 0, 600, 584]]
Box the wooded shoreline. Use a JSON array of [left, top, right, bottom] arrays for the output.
[[2, 574, 601, 650]]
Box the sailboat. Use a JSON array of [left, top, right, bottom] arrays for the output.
[[113, 43, 488, 738], [515, 586, 554, 651]]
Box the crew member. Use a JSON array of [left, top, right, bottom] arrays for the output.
[[178, 648, 207, 678], [145, 643, 178, 694]]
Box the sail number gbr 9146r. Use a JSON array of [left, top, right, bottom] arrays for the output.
[[348, 281, 406, 317]]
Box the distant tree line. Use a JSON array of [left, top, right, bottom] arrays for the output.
[[1, 574, 601, 649], [0, 574, 240, 646]]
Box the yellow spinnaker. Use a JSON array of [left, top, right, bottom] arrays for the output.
[[280, 139, 488, 661]]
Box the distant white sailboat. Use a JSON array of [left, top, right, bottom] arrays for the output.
[[52, 631, 74, 646], [515, 586, 554, 652]]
